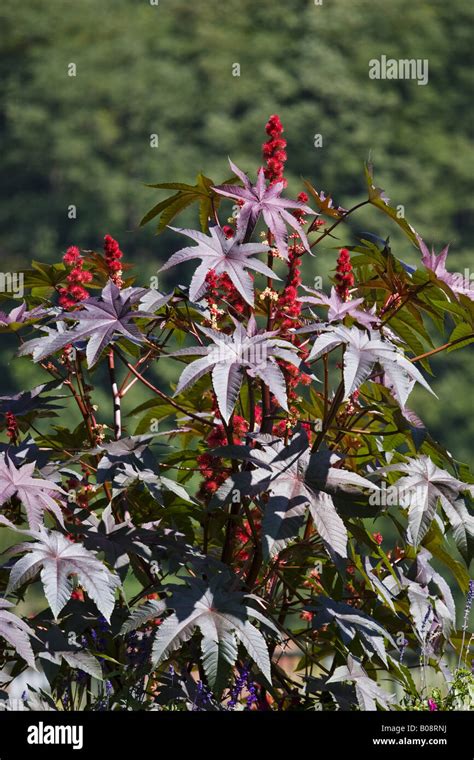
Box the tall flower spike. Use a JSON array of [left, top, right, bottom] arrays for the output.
[[335, 248, 354, 301], [213, 159, 315, 259], [263, 114, 287, 186], [59, 246, 92, 308], [104, 234, 124, 288]]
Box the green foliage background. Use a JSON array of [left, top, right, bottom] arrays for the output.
[[0, 0, 472, 461]]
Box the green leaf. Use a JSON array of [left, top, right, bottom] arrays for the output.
[[140, 173, 239, 233], [364, 163, 419, 246], [423, 522, 470, 592], [447, 322, 474, 352]]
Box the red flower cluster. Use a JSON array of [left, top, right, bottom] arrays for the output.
[[222, 225, 234, 239], [274, 241, 304, 330], [5, 411, 18, 444], [335, 248, 354, 301], [104, 234, 124, 287], [292, 190, 309, 224], [262, 114, 287, 186], [235, 512, 261, 564], [263, 117, 311, 421], [204, 269, 246, 326], [272, 231, 311, 436], [197, 414, 249, 501], [66, 475, 94, 511], [58, 246, 92, 308]]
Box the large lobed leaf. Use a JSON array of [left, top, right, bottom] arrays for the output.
[[213, 159, 315, 258], [19, 281, 157, 368], [151, 575, 278, 691], [170, 315, 301, 423], [7, 528, 121, 622], [160, 225, 276, 306], [0, 454, 65, 530], [306, 324, 435, 409]]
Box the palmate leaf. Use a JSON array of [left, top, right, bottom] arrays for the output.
[[160, 226, 276, 306], [94, 435, 194, 505], [73, 505, 144, 581], [40, 650, 103, 681], [6, 528, 121, 622], [0, 382, 64, 420], [214, 430, 378, 559], [326, 655, 395, 711], [151, 575, 278, 691], [418, 235, 474, 301], [0, 454, 66, 530], [379, 455, 474, 549], [140, 173, 239, 234], [253, 435, 351, 559], [300, 286, 379, 329], [415, 549, 456, 638], [386, 549, 456, 641], [213, 159, 315, 258], [169, 315, 301, 423], [73, 505, 202, 583], [309, 597, 397, 666], [19, 282, 155, 368], [19, 260, 68, 297], [0, 599, 36, 669], [0, 302, 47, 330], [307, 325, 435, 408]]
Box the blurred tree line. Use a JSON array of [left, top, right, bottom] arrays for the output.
[[0, 0, 472, 461]]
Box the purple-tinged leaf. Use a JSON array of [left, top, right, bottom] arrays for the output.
[[418, 235, 474, 300], [213, 160, 316, 258], [0, 454, 65, 530], [378, 455, 474, 548], [300, 286, 379, 329], [307, 325, 435, 407], [170, 318, 301, 422], [160, 226, 275, 306], [19, 281, 155, 368], [6, 528, 121, 622], [0, 599, 36, 669], [152, 575, 277, 690]]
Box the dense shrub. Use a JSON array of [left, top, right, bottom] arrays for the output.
[[0, 117, 472, 711]]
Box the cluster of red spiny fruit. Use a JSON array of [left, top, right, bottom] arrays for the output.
[[58, 235, 124, 309]]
